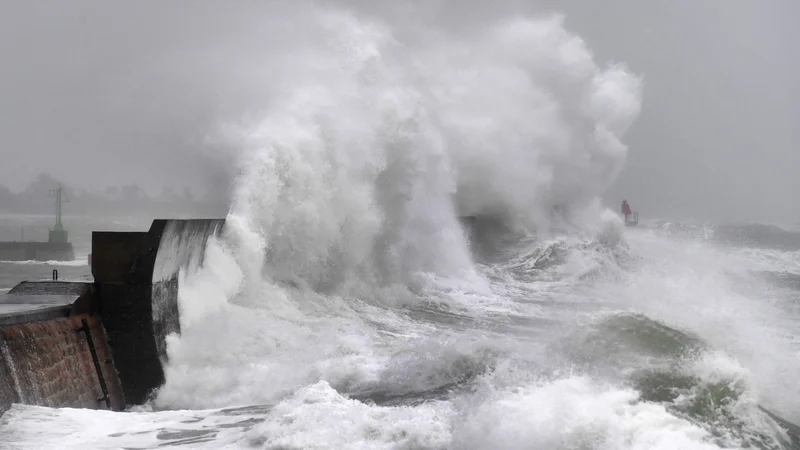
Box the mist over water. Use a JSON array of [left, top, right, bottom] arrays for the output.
[[2, 3, 799, 450]]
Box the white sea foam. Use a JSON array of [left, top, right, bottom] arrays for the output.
[[1, 376, 765, 450], [452, 375, 737, 450], [150, 0, 642, 411], [1, 3, 796, 450], [0, 259, 87, 267]]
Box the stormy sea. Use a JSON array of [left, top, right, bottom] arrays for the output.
[[1, 7, 799, 450]]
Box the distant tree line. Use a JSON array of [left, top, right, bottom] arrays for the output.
[[0, 173, 230, 218]]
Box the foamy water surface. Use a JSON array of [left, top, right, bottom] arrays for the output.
[[1, 3, 798, 449]]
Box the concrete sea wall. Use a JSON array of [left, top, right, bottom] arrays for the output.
[[0, 314, 124, 415], [0, 218, 225, 416], [93, 219, 224, 406]]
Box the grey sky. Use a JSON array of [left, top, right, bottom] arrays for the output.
[[0, 0, 797, 224], [544, 0, 800, 225]]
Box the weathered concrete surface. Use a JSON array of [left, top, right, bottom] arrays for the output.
[[8, 281, 91, 296], [151, 219, 225, 357], [0, 242, 75, 261], [0, 281, 123, 415], [0, 295, 80, 306], [0, 282, 92, 326], [0, 219, 225, 415], [93, 219, 224, 406], [0, 302, 71, 326], [90, 232, 148, 284], [0, 314, 124, 415], [1, 281, 96, 320]]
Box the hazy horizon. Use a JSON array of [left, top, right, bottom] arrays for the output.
[[1, 0, 797, 225]]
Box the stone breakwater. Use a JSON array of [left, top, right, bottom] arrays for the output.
[[0, 219, 224, 416]]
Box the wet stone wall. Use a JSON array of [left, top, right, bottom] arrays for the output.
[[0, 314, 124, 415]]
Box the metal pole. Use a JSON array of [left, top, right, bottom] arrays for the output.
[[79, 319, 111, 409], [56, 187, 62, 229]]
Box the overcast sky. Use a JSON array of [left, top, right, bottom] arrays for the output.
[[546, 0, 800, 225], [0, 0, 797, 224]]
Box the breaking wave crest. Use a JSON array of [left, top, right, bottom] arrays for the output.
[[222, 5, 642, 299], [4, 3, 800, 450]]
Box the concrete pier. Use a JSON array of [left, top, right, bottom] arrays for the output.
[[0, 218, 225, 414], [0, 281, 123, 414]]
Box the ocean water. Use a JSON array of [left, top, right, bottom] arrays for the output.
[[0, 215, 152, 291], [2, 4, 799, 450]]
